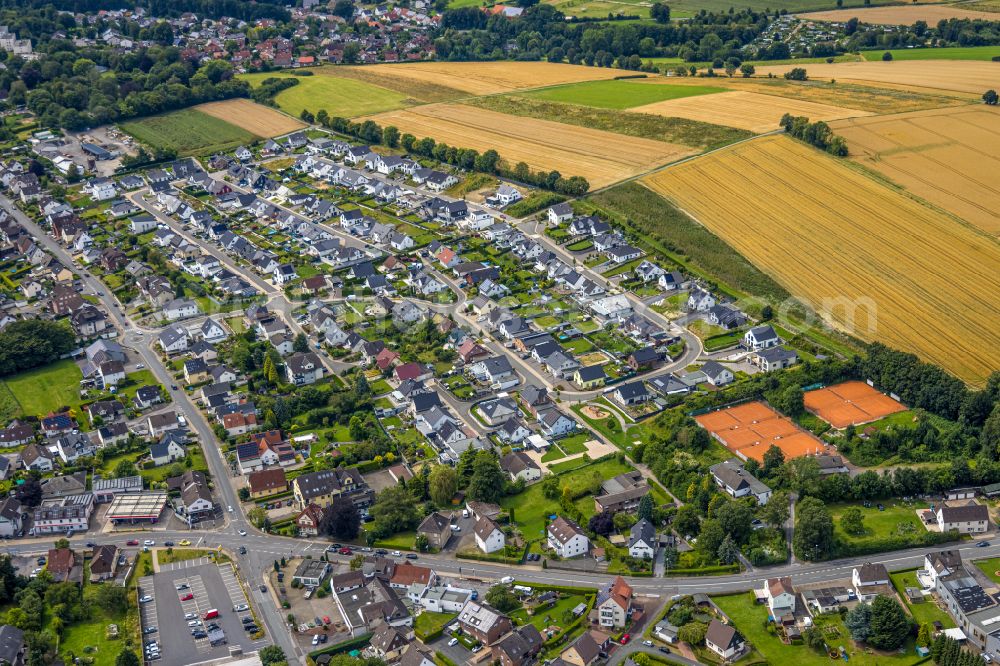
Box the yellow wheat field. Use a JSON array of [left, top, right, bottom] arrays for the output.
[[831, 106, 1000, 236], [631, 90, 871, 133], [752, 60, 998, 95], [196, 99, 305, 137], [800, 5, 999, 24], [343, 61, 625, 96], [643, 135, 1000, 385], [365, 104, 694, 188]]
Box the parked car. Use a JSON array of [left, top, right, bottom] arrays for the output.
[[180, 593, 193, 601], [139, 595, 153, 603], [448, 638, 459, 647]]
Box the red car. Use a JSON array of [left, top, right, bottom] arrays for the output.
[[180, 593, 194, 601], [338, 547, 352, 555], [126, 539, 139, 546], [620, 634, 630, 645], [322, 616, 331, 625]]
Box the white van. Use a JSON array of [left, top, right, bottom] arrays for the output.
[[500, 576, 515, 585]]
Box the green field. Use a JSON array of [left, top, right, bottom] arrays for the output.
[[546, 0, 653, 19], [653, 0, 905, 14], [2, 359, 83, 416], [974, 557, 1000, 584], [889, 569, 954, 628], [121, 108, 258, 156], [239, 71, 411, 118], [714, 593, 923, 666], [862, 46, 1000, 61], [500, 458, 634, 540], [524, 79, 724, 110], [829, 500, 928, 545], [510, 594, 589, 631]]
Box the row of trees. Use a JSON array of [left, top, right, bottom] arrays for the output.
[[779, 114, 849, 157], [0, 0, 291, 23], [311, 113, 590, 196]]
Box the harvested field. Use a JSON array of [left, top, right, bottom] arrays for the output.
[[631, 90, 871, 133], [332, 66, 467, 103], [831, 106, 1000, 236], [196, 99, 305, 137], [365, 103, 694, 189], [657, 76, 964, 114], [466, 95, 752, 150], [804, 380, 906, 429], [643, 135, 1000, 385], [695, 401, 828, 463], [344, 61, 623, 96], [799, 5, 999, 23], [751, 60, 998, 95]]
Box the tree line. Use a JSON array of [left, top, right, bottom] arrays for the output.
[[311, 112, 591, 196], [0, 320, 76, 377], [2, 36, 250, 130], [0, 0, 291, 22], [780, 113, 849, 156], [434, 4, 770, 63]]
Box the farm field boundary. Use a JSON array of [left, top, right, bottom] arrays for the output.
[[641, 135, 1000, 385]]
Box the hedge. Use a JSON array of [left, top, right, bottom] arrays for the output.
[[307, 633, 372, 664], [664, 564, 740, 576], [830, 531, 960, 560], [434, 652, 458, 666], [512, 582, 598, 595]]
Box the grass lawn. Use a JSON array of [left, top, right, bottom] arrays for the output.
[[226, 316, 246, 333], [510, 594, 589, 633], [714, 593, 924, 666], [541, 446, 569, 462], [372, 529, 416, 550], [239, 70, 411, 118], [415, 610, 457, 637], [156, 548, 217, 565], [562, 338, 594, 354], [523, 79, 724, 110], [501, 458, 634, 540], [558, 433, 590, 455], [828, 500, 928, 547], [2, 359, 83, 416], [889, 569, 954, 628], [58, 570, 137, 666], [862, 46, 1000, 61], [566, 240, 593, 251], [120, 108, 258, 156], [974, 557, 1000, 585]]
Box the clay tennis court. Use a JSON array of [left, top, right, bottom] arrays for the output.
[[695, 401, 827, 463], [804, 380, 907, 429]]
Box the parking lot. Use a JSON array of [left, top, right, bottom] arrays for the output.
[[137, 561, 266, 665]]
